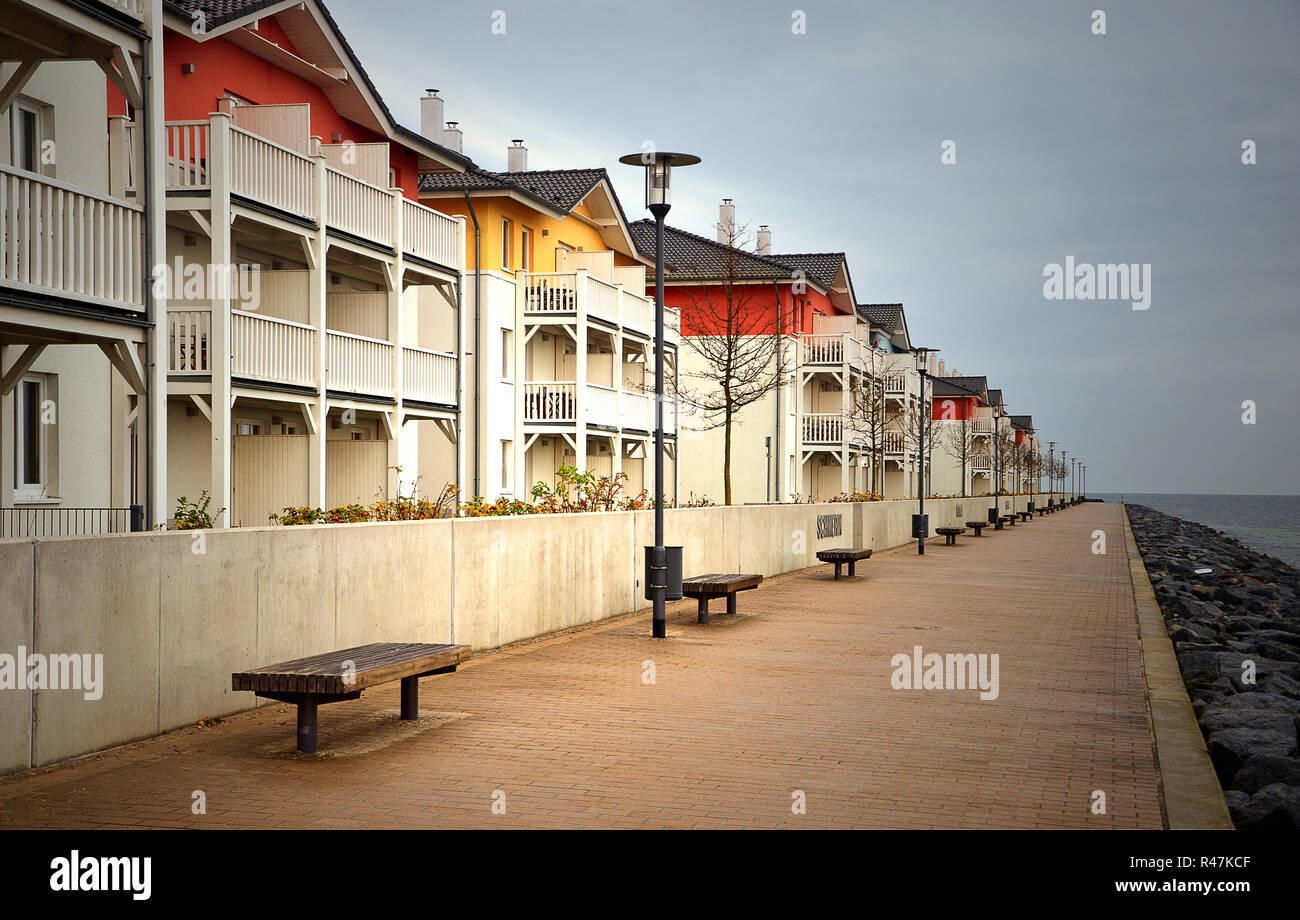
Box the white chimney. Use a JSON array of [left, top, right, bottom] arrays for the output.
[[757, 225, 771, 255], [929, 354, 937, 376], [420, 89, 444, 144], [442, 121, 463, 153], [717, 198, 735, 245], [507, 139, 527, 172], [937, 359, 945, 377]]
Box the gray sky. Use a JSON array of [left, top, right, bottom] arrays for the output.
[[336, 0, 1299, 494]]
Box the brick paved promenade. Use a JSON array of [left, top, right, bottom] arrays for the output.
[[0, 503, 1164, 828]]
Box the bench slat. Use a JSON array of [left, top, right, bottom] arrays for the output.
[[233, 643, 471, 695]]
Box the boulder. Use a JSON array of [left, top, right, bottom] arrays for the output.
[[1227, 783, 1300, 832], [1231, 754, 1300, 794]]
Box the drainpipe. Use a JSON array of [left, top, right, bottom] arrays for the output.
[[772, 280, 783, 502], [464, 191, 481, 496], [140, 29, 157, 527]]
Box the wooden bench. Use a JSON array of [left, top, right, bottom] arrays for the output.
[[935, 526, 964, 545], [1036, 507, 1047, 517], [1001, 515, 1016, 527], [1018, 511, 1033, 522], [232, 642, 471, 753], [815, 547, 873, 580], [682, 574, 763, 624], [965, 520, 987, 536]]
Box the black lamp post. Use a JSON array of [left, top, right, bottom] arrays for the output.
[[1081, 463, 1086, 500], [913, 348, 936, 554], [1048, 441, 1056, 507], [619, 149, 699, 639]]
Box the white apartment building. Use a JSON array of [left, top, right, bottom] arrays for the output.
[[0, 0, 163, 536]]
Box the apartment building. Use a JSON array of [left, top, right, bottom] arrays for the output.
[[419, 129, 676, 502], [0, 0, 163, 536], [929, 374, 997, 498], [149, 0, 470, 526], [1009, 414, 1039, 493]]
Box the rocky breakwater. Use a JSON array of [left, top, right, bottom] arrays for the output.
[[1127, 503, 1300, 831]]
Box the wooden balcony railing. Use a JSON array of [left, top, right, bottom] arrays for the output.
[[584, 383, 618, 428], [231, 311, 314, 387], [402, 198, 459, 267], [326, 168, 391, 246], [524, 273, 578, 313], [884, 431, 906, 453], [326, 330, 393, 397], [402, 346, 456, 405], [523, 381, 576, 422], [232, 127, 315, 219], [803, 334, 844, 365], [884, 372, 909, 393], [802, 413, 843, 443], [0, 165, 144, 310], [168, 310, 211, 373]]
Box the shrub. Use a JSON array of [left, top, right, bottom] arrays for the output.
[[172, 492, 223, 529]]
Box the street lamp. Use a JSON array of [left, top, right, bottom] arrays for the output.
[[1048, 441, 1056, 508], [620, 149, 700, 639], [912, 348, 936, 554], [1081, 463, 1086, 500]]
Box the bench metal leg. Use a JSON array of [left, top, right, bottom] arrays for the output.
[[297, 699, 319, 754], [848, 561, 857, 576], [697, 596, 709, 625], [400, 675, 419, 721], [727, 592, 737, 617], [833, 562, 842, 580]]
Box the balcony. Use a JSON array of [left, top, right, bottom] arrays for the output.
[[971, 454, 993, 472], [884, 373, 909, 395], [164, 117, 462, 270], [0, 164, 145, 312], [523, 381, 676, 435], [802, 413, 844, 444], [803, 333, 867, 367], [972, 418, 996, 435], [165, 310, 456, 404], [884, 431, 906, 454], [522, 271, 672, 341]]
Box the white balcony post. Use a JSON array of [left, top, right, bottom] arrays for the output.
[[573, 268, 588, 474], [512, 268, 527, 496], [145, 0, 168, 528], [455, 214, 468, 501], [387, 186, 403, 499], [208, 112, 234, 522], [307, 137, 328, 508]]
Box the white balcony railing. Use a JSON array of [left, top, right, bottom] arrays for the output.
[[231, 126, 315, 219], [402, 346, 456, 404], [802, 413, 843, 444], [972, 418, 996, 434], [231, 310, 314, 387], [326, 167, 392, 246], [971, 454, 993, 472], [523, 381, 576, 422], [168, 311, 211, 373], [585, 383, 618, 428], [101, 0, 143, 18], [803, 334, 844, 365], [884, 431, 906, 453], [402, 198, 459, 267], [884, 373, 908, 394], [165, 120, 208, 189], [619, 389, 649, 430], [524, 273, 578, 313], [327, 330, 393, 397], [585, 274, 619, 325], [0, 165, 144, 310], [621, 288, 650, 334]]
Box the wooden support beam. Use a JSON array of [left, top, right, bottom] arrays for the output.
[[0, 59, 40, 112], [0, 343, 47, 396]]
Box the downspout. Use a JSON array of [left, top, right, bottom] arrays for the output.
[[140, 31, 156, 527], [464, 190, 481, 497], [772, 280, 783, 502]]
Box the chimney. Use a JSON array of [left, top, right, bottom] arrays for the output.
[[442, 121, 463, 153], [757, 225, 771, 256], [929, 354, 937, 376], [507, 139, 527, 172], [420, 89, 444, 144], [937, 359, 945, 377], [717, 198, 735, 245]]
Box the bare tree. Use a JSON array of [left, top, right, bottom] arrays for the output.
[[846, 364, 888, 493], [671, 222, 795, 505], [885, 398, 933, 497], [936, 414, 977, 497]]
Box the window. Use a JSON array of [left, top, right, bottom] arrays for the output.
[[14, 375, 53, 499], [501, 440, 512, 494], [520, 227, 532, 271], [10, 101, 44, 174], [500, 219, 512, 270], [501, 329, 513, 379], [234, 418, 263, 436]]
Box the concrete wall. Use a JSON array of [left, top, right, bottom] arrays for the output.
[[0, 494, 1059, 772]]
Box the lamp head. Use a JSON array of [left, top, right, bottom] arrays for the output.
[[619, 150, 701, 209]]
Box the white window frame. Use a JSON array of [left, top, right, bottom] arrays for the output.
[[520, 227, 532, 272], [501, 328, 513, 381], [14, 374, 50, 501], [501, 440, 513, 495], [10, 99, 45, 175], [500, 219, 511, 270]]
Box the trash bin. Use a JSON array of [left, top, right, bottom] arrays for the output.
[[911, 514, 929, 538], [644, 545, 683, 601], [988, 507, 998, 524]]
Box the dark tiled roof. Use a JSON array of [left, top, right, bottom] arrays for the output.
[[1010, 415, 1034, 430], [987, 388, 1004, 408], [859, 303, 902, 328], [420, 167, 607, 213], [930, 375, 989, 402], [167, 0, 285, 28], [768, 252, 845, 290], [629, 221, 800, 282]]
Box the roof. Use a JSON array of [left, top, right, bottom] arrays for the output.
[[767, 253, 846, 291], [930, 375, 989, 402], [859, 303, 902, 328], [987, 388, 1004, 408], [165, 0, 472, 170], [1010, 415, 1034, 431], [420, 167, 607, 213], [629, 221, 825, 287]]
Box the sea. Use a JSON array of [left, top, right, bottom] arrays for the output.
[[1097, 492, 1300, 569]]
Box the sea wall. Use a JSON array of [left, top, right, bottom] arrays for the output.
[[0, 493, 1055, 773]]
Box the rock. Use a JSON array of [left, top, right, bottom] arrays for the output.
[[1231, 754, 1300, 793], [1227, 783, 1300, 831], [1204, 716, 1298, 787]]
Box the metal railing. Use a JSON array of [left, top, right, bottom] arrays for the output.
[[1, 505, 144, 538]]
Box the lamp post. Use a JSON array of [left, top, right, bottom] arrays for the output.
[[1082, 463, 1086, 500], [1048, 441, 1056, 507], [1060, 451, 1067, 505], [913, 348, 936, 554], [620, 149, 699, 639]]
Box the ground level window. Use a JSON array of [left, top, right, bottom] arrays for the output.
[[14, 374, 53, 499]]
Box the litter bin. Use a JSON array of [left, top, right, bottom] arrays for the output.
[[644, 545, 683, 601], [911, 514, 929, 539]]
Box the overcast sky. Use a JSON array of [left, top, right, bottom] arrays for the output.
[[334, 0, 1299, 494]]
